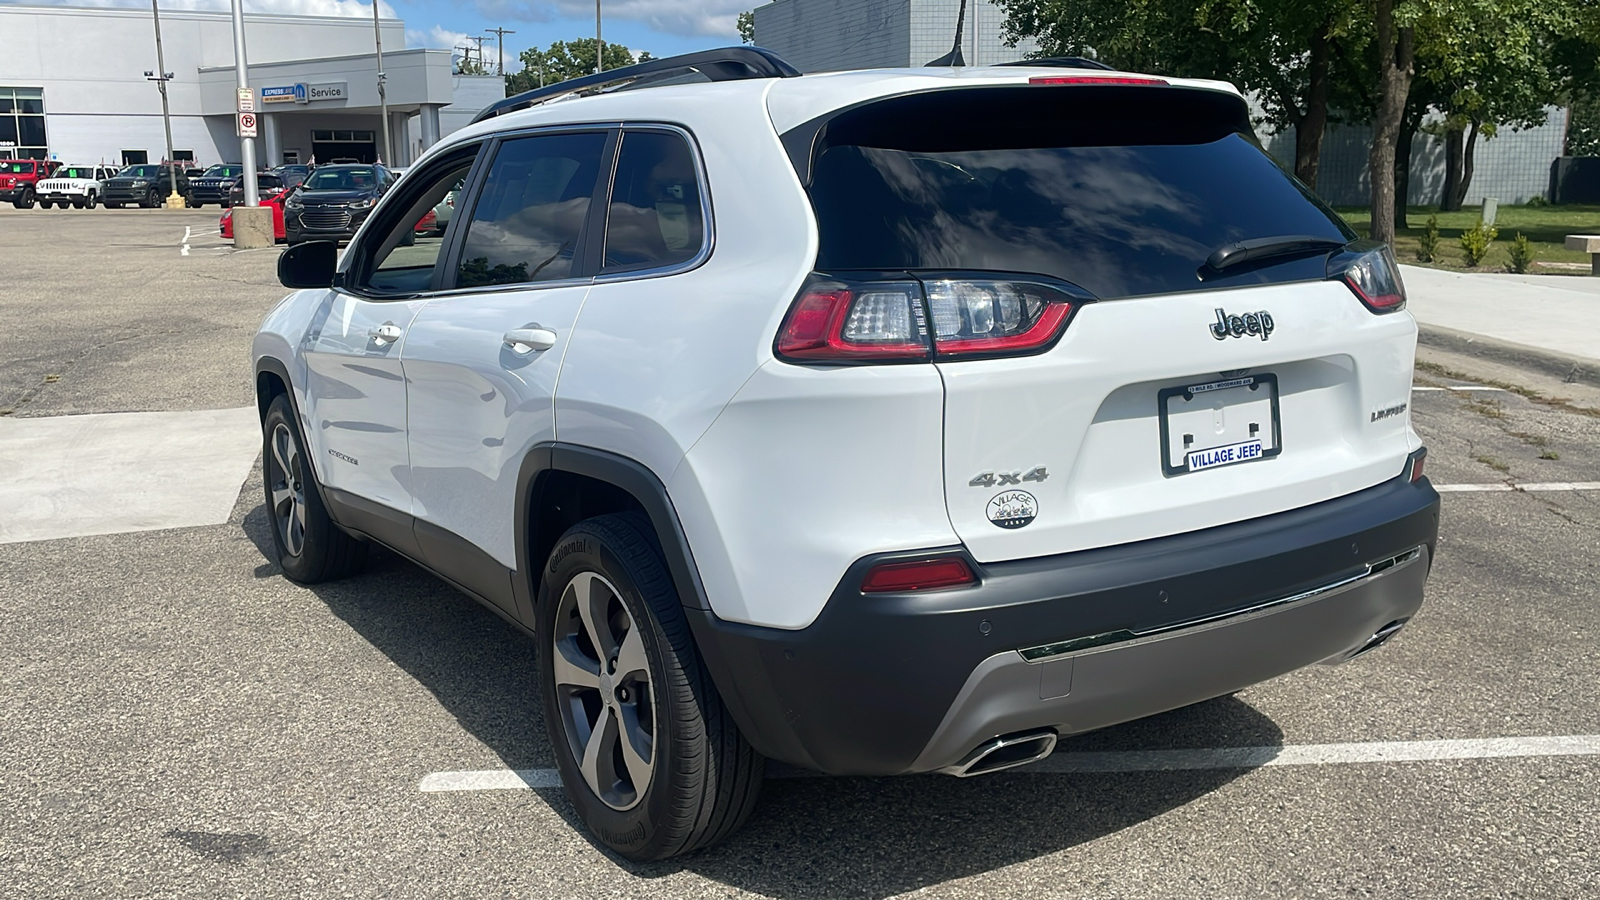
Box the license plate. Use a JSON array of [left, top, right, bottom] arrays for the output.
[[1158, 374, 1281, 477]]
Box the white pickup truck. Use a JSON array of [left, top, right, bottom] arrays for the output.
[[36, 164, 117, 209]]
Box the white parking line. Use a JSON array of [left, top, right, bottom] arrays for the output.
[[1434, 482, 1600, 493], [419, 734, 1600, 792], [1411, 385, 1509, 392], [181, 225, 191, 256]]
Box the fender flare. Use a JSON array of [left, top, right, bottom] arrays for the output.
[[513, 443, 712, 613]]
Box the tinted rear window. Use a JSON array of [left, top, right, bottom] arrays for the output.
[[804, 87, 1353, 299]]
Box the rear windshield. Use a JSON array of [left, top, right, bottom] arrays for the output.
[[803, 87, 1354, 300]]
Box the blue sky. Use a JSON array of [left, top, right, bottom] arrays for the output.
[[5, 1, 752, 72]]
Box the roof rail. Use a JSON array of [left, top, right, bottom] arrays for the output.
[[472, 47, 802, 124], [997, 57, 1115, 71]]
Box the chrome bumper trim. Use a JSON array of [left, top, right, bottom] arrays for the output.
[[1017, 546, 1424, 663]]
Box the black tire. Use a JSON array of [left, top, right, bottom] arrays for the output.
[[539, 513, 763, 861], [15, 187, 34, 209], [143, 188, 159, 209], [185, 194, 198, 208], [261, 394, 365, 584], [39, 199, 52, 209], [86, 192, 97, 209]]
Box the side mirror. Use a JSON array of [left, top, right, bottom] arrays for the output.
[[278, 240, 339, 289]]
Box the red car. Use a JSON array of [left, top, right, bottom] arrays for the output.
[[222, 186, 436, 242], [220, 186, 290, 241]]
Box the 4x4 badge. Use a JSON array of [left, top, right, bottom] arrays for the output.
[[970, 467, 1048, 488], [1211, 308, 1275, 341]]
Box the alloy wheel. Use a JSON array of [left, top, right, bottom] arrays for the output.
[[267, 423, 307, 558], [551, 571, 656, 811]]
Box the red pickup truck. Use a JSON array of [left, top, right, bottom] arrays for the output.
[[0, 159, 60, 209]]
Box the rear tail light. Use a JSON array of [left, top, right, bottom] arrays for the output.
[[1406, 448, 1427, 483], [860, 556, 976, 593], [776, 274, 1085, 364], [1329, 241, 1406, 312]]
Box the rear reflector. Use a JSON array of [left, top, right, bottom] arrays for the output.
[[776, 274, 1085, 364], [860, 556, 976, 593], [1328, 241, 1407, 312], [1028, 75, 1169, 86]]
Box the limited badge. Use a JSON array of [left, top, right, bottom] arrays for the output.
[[987, 490, 1037, 529]]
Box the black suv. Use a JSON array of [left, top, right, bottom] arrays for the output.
[[102, 165, 189, 209], [187, 164, 246, 208], [283, 163, 394, 245]]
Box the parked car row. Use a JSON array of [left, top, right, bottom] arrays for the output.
[[220, 164, 435, 244], [4, 162, 314, 210]]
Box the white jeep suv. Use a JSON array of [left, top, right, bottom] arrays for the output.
[[253, 49, 1440, 860], [36, 164, 115, 209]]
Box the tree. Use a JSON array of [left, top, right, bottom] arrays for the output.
[[738, 10, 755, 45], [994, 0, 1365, 190], [1367, 0, 1415, 247], [506, 39, 642, 93]]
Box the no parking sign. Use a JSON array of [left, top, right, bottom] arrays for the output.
[[237, 112, 258, 138]]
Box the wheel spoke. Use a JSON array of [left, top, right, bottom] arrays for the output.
[[270, 428, 293, 479], [571, 572, 615, 659], [270, 483, 293, 514], [615, 626, 648, 682], [550, 640, 600, 690], [579, 704, 617, 799], [285, 505, 305, 556], [617, 705, 653, 791]]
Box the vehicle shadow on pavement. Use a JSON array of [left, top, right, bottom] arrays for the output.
[[241, 502, 1281, 895], [240, 502, 556, 769]]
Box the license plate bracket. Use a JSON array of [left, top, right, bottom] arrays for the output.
[[1158, 373, 1282, 477]]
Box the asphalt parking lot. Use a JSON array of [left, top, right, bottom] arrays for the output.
[[2, 206, 1598, 899]]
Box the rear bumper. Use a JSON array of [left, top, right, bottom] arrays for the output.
[[687, 470, 1440, 776]]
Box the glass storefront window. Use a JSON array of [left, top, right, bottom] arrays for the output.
[[0, 87, 47, 160]]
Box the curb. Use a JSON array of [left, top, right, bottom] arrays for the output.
[[1416, 324, 1599, 389]]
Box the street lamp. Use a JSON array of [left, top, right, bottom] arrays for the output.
[[146, 0, 182, 209]]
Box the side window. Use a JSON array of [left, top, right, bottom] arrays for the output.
[[601, 130, 705, 273], [361, 156, 478, 295], [454, 131, 607, 289]]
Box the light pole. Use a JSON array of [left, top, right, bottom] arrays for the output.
[[147, 0, 181, 208], [373, 0, 391, 165], [596, 0, 603, 74], [228, 0, 258, 207]]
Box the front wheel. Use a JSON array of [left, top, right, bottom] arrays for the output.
[[260, 394, 365, 583], [14, 187, 34, 209], [539, 513, 763, 861], [143, 188, 160, 209], [39, 199, 52, 209]]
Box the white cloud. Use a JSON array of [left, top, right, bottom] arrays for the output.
[[6, 0, 398, 19], [474, 0, 747, 37], [407, 24, 470, 50]]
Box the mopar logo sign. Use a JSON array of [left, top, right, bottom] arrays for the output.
[[260, 82, 347, 104]]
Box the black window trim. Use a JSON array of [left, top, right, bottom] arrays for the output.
[[591, 122, 716, 284]]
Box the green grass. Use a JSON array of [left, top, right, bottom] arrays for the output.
[[1334, 204, 1600, 272]]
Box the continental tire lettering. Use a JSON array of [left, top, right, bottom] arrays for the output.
[[549, 538, 592, 574]]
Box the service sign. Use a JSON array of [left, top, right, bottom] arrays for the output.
[[260, 85, 299, 104], [304, 82, 348, 102]]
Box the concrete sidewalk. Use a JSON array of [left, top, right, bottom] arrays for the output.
[[1401, 266, 1600, 366]]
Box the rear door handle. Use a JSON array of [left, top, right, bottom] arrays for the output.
[[504, 327, 558, 354], [369, 323, 403, 346]]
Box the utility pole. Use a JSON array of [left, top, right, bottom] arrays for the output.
[[596, 0, 603, 74], [373, 0, 390, 165], [146, 0, 181, 208], [229, 0, 257, 207], [486, 27, 515, 76]]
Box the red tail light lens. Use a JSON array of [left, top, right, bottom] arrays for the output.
[[776, 279, 931, 361], [1329, 241, 1406, 312], [776, 275, 1083, 364], [860, 556, 976, 593], [1028, 75, 1169, 86]]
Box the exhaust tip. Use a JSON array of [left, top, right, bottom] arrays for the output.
[[942, 729, 1058, 777], [1325, 617, 1410, 665]]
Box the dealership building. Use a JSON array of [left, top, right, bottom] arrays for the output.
[[0, 3, 504, 168]]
